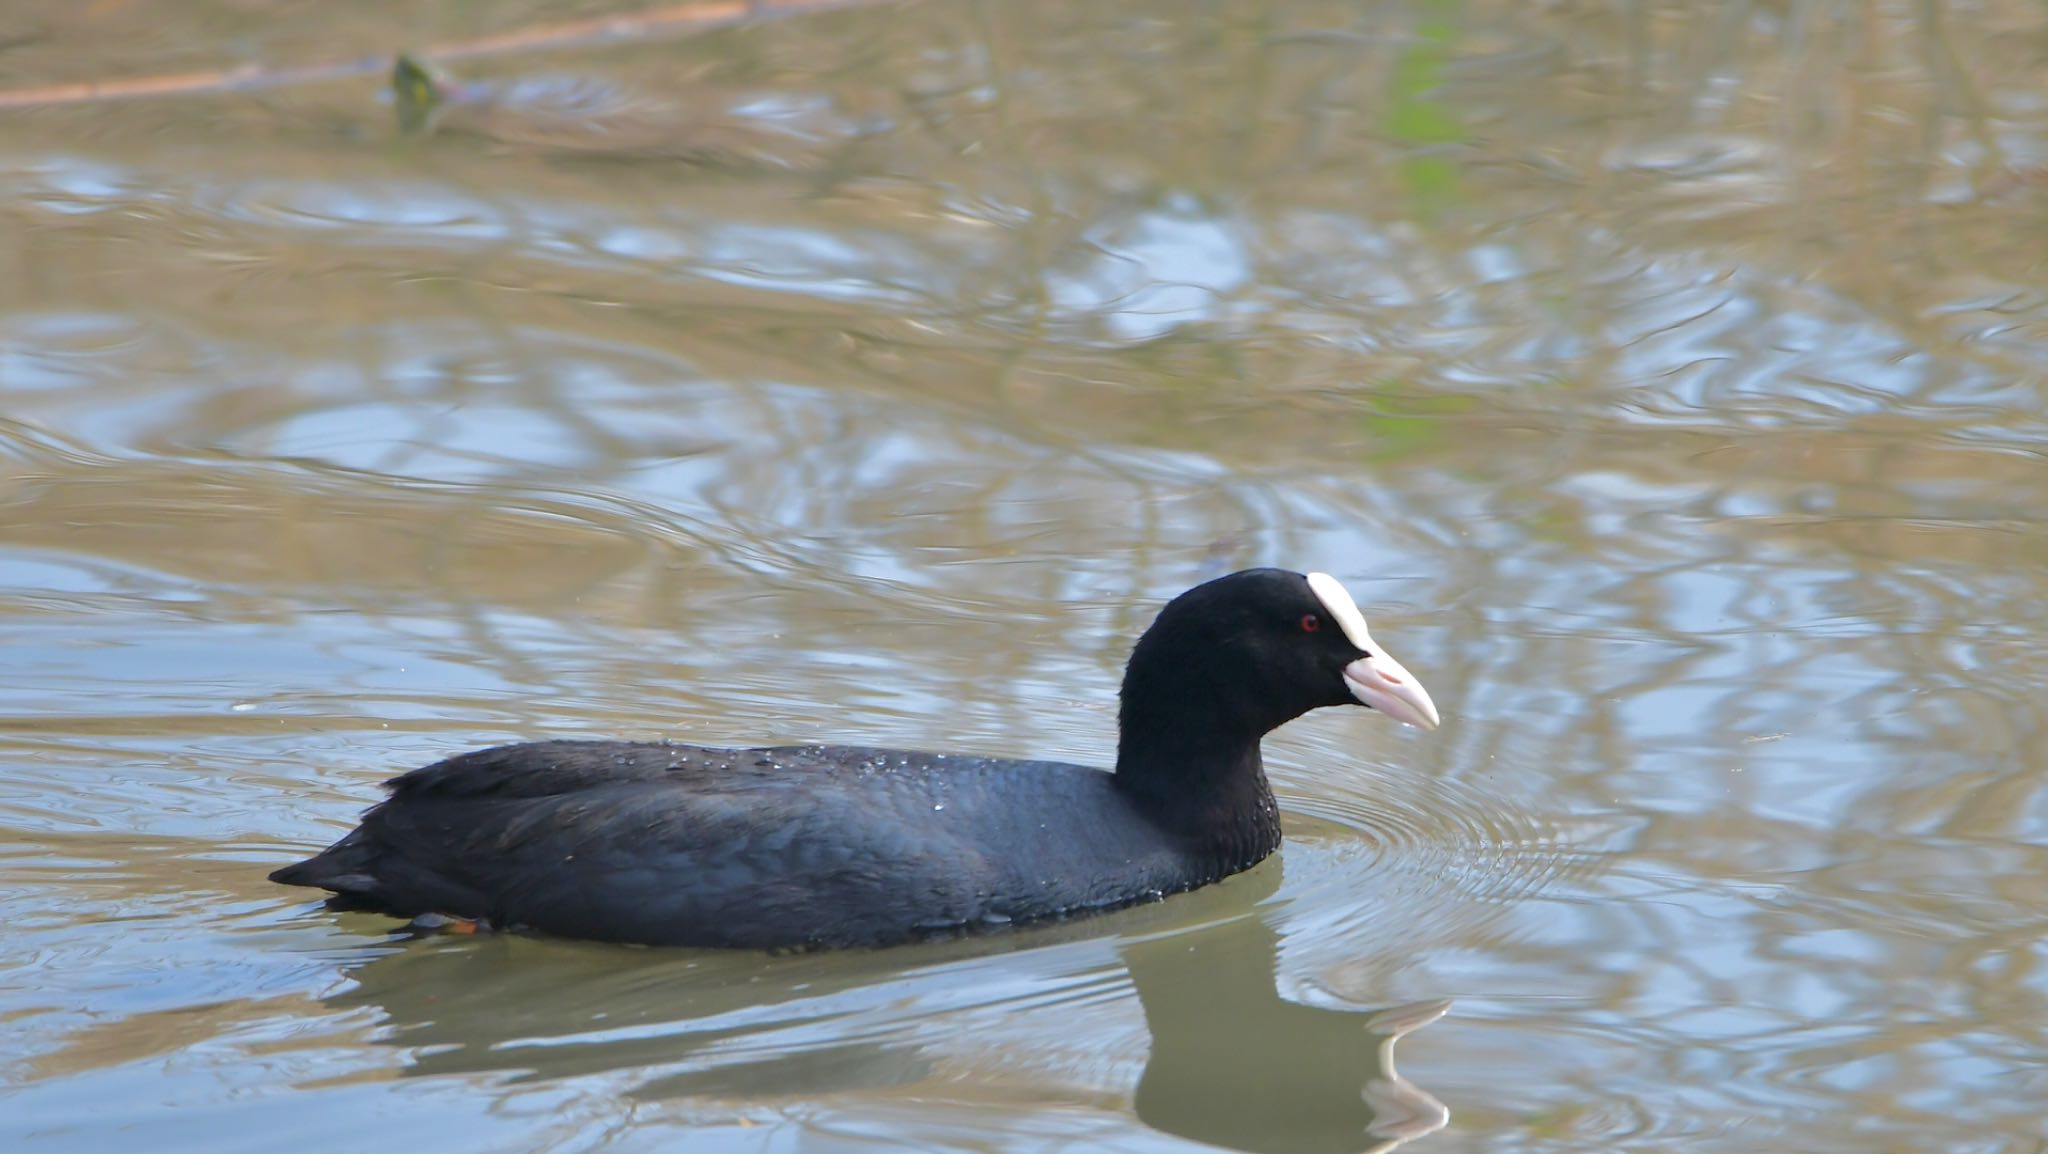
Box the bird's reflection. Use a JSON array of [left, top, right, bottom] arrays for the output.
[[323, 929, 941, 1096], [316, 862, 1447, 1153], [1123, 908, 1449, 1154]]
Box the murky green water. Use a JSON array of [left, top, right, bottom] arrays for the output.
[[4, 2, 2047, 1150]]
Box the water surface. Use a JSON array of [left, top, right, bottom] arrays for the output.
[[4, 2, 2047, 1151]]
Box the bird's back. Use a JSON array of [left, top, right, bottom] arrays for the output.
[[271, 739, 1204, 948]]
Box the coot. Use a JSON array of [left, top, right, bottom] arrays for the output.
[[270, 568, 1440, 949]]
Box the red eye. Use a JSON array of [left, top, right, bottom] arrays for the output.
[[1300, 614, 1320, 633]]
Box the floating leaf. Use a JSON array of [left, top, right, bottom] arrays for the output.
[[392, 53, 446, 137]]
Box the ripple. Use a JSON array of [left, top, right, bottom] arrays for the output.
[[1269, 756, 1609, 981]]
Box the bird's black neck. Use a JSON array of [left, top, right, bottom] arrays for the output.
[[1110, 583, 1327, 875], [1113, 696, 1285, 874]]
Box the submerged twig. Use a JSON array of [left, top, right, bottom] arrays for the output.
[[0, 0, 876, 110]]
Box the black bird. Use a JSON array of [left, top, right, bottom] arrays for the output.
[[270, 568, 1440, 949]]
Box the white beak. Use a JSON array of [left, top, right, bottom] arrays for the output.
[[1343, 650, 1440, 731], [1305, 571, 1442, 731]]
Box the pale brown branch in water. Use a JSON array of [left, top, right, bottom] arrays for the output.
[[0, 0, 869, 110]]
